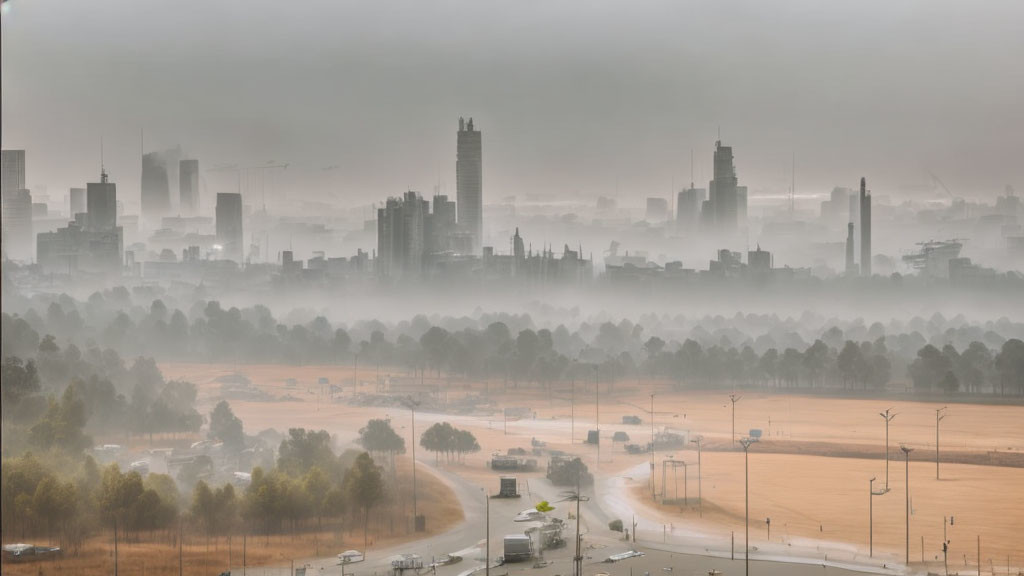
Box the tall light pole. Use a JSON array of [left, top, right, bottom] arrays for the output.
[[730, 394, 742, 446], [935, 407, 947, 480], [559, 477, 590, 576], [650, 393, 656, 498], [484, 488, 490, 576], [690, 435, 704, 517], [740, 437, 754, 576], [869, 476, 887, 557], [900, 445, 914, 566], [570, 374, 575, 446], [403, 397, 421, 526], [880, 408, 897, 490]]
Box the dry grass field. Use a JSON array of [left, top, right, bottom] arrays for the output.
[[150, 363, 1024, 573]]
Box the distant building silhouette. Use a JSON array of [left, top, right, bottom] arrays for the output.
[[2, 150, 33, 261], [676, 187, 706, 231], [142, 152, 171, 228], [860, 177, 871, 276], [457, 117, 482, 254], [215, 192, 244, 263], [377, 191, 429, 279], [845, 222, 857, 275], [646, 197, 669, 221], [704, 140, 745, 233], [179, 159, 200, 215], [69, 187, 86, 217], [38, 170, 122, 275], [87, 170, 117, 231]]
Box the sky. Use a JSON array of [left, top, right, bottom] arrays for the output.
[[2, 0, 1023, 209]]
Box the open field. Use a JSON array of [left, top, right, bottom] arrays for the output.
[[156, 363, 1024, 573]]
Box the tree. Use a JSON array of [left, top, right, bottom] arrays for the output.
[[29, 383, 92, 454], [342, 452, 384, 551], [358, 419, 406, 470], [277, 428, 336, 476], [1, 356, 40, 424], [209, 401, 245, 451], [995, 339, 1024, 396]]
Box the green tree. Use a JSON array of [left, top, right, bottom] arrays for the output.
[[342, 452, 385, 552], [209, 400, 245, 450], [277, 428, 336, 476]]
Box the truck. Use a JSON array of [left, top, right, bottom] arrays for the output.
[[502, 534, 534, 562]]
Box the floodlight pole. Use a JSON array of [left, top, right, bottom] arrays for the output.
[[690, 435, 704, 517], [880, 408, 897, 490], [650, 393, 656, 498], [730, 394, 742, 446], [740, 437, 753, 576], [594, 364, 600, 469], [936, 407, 947, 480], [869, 477, 876, 557], [901, 445, 914, 566]]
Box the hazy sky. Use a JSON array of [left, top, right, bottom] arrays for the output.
[[2, 0, 1022, 208]]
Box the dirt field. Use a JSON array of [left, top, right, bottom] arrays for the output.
[[158, 364, 1024, 573]]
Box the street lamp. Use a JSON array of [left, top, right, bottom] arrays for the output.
[[879, 408, 897, 490], [690, 435, 704, 518], [730, 394, 742, 446], [900, 444, 914, 566], [935, 407, 947, 480], [594, 364, 600, 470], [740, 437, 754, 576], [558, 477, 590, 576], [868, 476, 887, 557], [402, 396, 421, 526], [483, 488, 490, 576]]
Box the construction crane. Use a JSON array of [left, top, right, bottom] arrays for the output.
[[926, 170, 961, 203]]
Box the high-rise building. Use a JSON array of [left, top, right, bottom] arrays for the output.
[[215, 192, 244, 263], [429, 194, 457, 253], [860, 177, 872, 276], [456, 117, 482, 254], [377, 191, 429, 278], [708, 141, 741, 233], [70, 188, 87, 216], [845, 222, 857, 275], [2, 150, 26, 194], [2, 188, 33, 261], [645, 197, 669, 221], [87, 170, 117, 231], [677, 187, 706, 230], [141, 152, 170, 228], [179, 159, 200, 215]]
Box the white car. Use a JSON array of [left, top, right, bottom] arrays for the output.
[[338, 550, 364, 564], [513, 509, 545, 522]]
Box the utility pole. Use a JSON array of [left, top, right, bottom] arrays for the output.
[[901, 445, 914, 566], [243, 532, 247, 576], [650, 393, 656, 498], [869, 477, 875, 557], [114, 518, 119, 576], [690, 435, 704, 517], [936, 407, 947, 480], [570, 375, 575, 445], [485, 489, 490, 576], [730, 394, 742, 446], [179, 521, 183, 576], [594, 364, 600, 469], [880, 408, 897, 490], [353, 353, 359, 391], [410, 400, 419, 523], [740, 437, 754, 576]]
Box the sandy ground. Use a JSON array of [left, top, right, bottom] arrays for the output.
[[159, 363, 1024, 574]]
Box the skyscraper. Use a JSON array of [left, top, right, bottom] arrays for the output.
[[846, 222, 857, 275], [677, 187, 706, 230], [179, 159, 200, 215], [377, 191, 429, 278], [1, 150, 33, 261], [708, 140, 740, 233], [216, 192, 244, 263], [141, 152, 170, 228], [456, 117, 482, 254], [2, 150, 26, 194], [70, 188, 86, 216], [87, 170, 117, 231], [860, 177, 872, 276]]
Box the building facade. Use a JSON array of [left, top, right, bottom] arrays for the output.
[[215, 192, 244, 263], [179, 159, 200, 215], [456, 117, 482, 254]]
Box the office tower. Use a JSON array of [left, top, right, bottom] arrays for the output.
[[846, 222, 857, 275], [2, 188, 34, 261], [737, 186, 748, 228], [860, 177, 871, 276], [709, 140, 740, 233], [87, 170, 117, 231], [216, 192, 244, 263], [377, 191, 429, 278], [677, 187, 706, 230], [456, 117, 482, 254], [747, 245, 772, 274], [141, 152, 170, 228], [429, 194, 457, 253], [179, 159, 200, 215], [2, 150, 26, 194], [646, 197, 669, 221], [70, 188, 86, 216]]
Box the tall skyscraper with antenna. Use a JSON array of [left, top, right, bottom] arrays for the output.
[[456, 117, 482, 254], [860, 177, 872, 276]]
